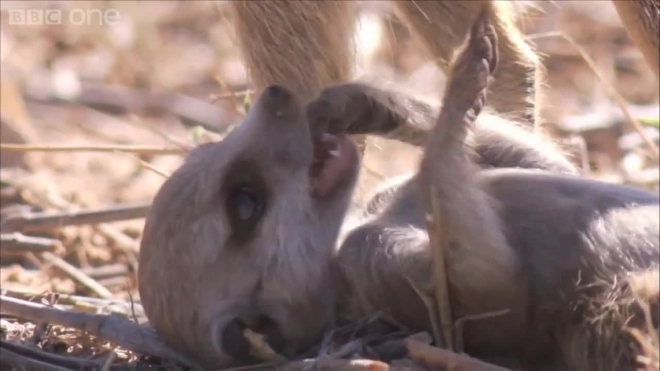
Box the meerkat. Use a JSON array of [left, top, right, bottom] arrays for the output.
[[228, 0, 659, 132], [137, 22, 580, 369], [138, 0, 660, 369], [138, 83, 359, 367], [136, 33, 575, 371], [228, 0, 540, 129], [320, 8, 659, 370]]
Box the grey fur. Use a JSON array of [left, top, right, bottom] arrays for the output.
[[332, 12, 659, 370], [138, 8, 659, 371], [138, 87, 359, 368]]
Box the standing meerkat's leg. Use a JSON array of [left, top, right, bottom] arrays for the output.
[[612, 0, 660, 77], [392, 1, 541, 128], [228, 1, 367, 152], [229, 2, 355, 98]]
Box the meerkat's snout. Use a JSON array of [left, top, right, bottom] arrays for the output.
[[251, 84, 360, 199]]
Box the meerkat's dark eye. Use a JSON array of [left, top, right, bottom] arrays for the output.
[[226, 185, 265, 229], [222, 161, 269, 243], [233, 190, 258, 221]]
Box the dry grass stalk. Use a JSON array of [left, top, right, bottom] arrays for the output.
[[425, 185, 454, 350], [115, 151, 172, 178], [209, 89, 254, 104], [243, 328, 288, 363], [453, 309, 510, 354], [370, 333, 512, 371], [275, 358, 391, 371], [404, 338, 512, 371], [0, 203, 151, 233], [81, 264, 129, 281], [101, 349, 118, 371], [131, 114, 195, 151], [39, 251, 114, 300], [0, 233, 63, 255], [95, 224, 140, 263], [1, 289, 144, 319], [405, 276, 443, 350], [0, 143, 185, 155]]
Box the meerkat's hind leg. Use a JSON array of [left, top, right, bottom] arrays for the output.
[[334, 10, 528, 362], [418, 6, 528, 354], [441, 7, 499, 125]]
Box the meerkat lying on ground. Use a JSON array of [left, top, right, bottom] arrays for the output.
[[138, 1, 660, 369], [319, 9, 659, 370]]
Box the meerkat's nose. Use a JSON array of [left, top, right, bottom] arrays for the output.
[[257, 84, 301, 119]]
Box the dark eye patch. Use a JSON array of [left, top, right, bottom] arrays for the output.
[[222, 160, 269, 244], [227, 185, 264, 225]]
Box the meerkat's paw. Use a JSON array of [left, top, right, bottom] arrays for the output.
[[446, 7, 499, 118], [305, 83, 374, 138]]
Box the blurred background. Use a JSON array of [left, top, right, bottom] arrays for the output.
[[0, 0, 658, 306]]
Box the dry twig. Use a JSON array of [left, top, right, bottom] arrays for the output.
[[243, 328, 288, 363], [0, 143, 185, 155], [275, 359, 391, 371], [0, 295, 202, 370], [39, 252, 114, 300], [81, 264, 129, 281], [0, 203, 151, 233], [1, 289, 145, 319], [425, 188, 454, 350], [115, 151, 172, 178], [453, 309, 510, 354], [0, 233, 62, 255], [95, 224, 139, 268], [404, 338, 511, 371], [371, 334, 511, 371]]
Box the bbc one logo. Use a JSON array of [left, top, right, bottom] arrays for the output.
[[7, 8, 121, 26]]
